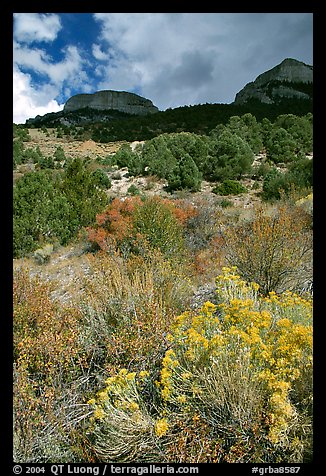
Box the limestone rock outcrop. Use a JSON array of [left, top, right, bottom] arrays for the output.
[[64, 90, 159, 115], [234, 58, 313, 105]]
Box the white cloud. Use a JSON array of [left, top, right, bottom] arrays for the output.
[[13, 41, 90, 122], [13, 13, 92, 123], [13, 41, 52, 76], [13, 13, 62, 43], [92, 43, 110, 61], [13, 67, 64, 124], [91, 13, 230, 107], [92, 13, 313, 110], [13, 41, 86, 87], [91, 14, 239, 107], [46, 45, 86, 85]]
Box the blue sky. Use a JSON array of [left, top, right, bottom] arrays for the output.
[[13, 13, 313, 124]]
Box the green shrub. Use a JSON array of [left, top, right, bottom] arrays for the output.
[[287, 156, 313, 190], [113, 144, 144, 176], [212, 179, 247, 196], [142, 138, 178, 179], [218, 198, 233, 208], [254, 161, 272, 179], [13, 125, 31, 142], [53, 145, 66, 163], [33, 243, 54, 264], [265, 127, 297, 164], [98, 155, 117, 166], [13, 171, 72, 257], [37, 155, 55, 169], [133, 196, 185, 258], [251, 180, 260, 190], [61, 157, 108, 232], [262, 168, 290, 201], [91, 169, 112, 189], [205, 130, 254, 181], [141, 132, 207, 188], [224, 113, 263, 154], [167, 153, 202, 192], [13, 159, 108, 257], [262, 156, 313, 202], [274, 113, 312, 154], [13, 139, 25, 168], [127, 184, 140, 196]]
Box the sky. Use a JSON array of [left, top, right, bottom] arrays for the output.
[[13, 12, 313, 124]]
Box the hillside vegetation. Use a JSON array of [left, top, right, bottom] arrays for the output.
[[13, 112, 312, 258], [13, 109, 313, 463], [23, 96, 312, 141]]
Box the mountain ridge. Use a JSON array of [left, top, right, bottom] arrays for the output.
[[64, 90, 159, 115], [23, 58, 313, 131], [233, 58, 313, 105]]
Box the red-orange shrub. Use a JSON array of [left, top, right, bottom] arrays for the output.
[[86, 196, 197, 256], [87, 197, 142, 252]]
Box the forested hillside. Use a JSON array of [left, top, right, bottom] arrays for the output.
[[14, 112, 312, 258], [23, 97, 312, 141]]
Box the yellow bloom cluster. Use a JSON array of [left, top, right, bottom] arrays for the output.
[[105, 368, 137, 390], [138, 370, 149, 380], [156, 267, 313, 446], [159, 349, 179, 401], [93, 407, 106, 420], [216, 266, 260, 302], [88, 368, 148, 422], [201, 301, 217, 316], [177, 394, 187, 404], [155, 417, 169, 437], [87, 267, 312, 452], [267, 380, 295, 445], [185, 328, 209, 360]]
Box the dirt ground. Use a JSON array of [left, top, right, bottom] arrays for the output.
[[27, 128, 124, 159]]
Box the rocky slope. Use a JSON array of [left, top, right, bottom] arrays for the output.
[[64, 90, 159, 115], [234, 58, 313, 105]]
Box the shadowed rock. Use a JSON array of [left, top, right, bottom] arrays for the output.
[[234, 58, 313, 105]]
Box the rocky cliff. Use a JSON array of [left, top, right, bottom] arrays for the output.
[[234, 58, 313, 105], [64, 90, 159, 115]]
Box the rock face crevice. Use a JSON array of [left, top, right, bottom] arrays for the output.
[[234, 58, 313, 105], [64, 90, 159, 115]]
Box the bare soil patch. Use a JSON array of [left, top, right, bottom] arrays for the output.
[[13, 243, 92, 305], [25, 129, 124, 159]]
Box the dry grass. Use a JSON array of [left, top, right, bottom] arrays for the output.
[[78, 250, 194, 376]]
